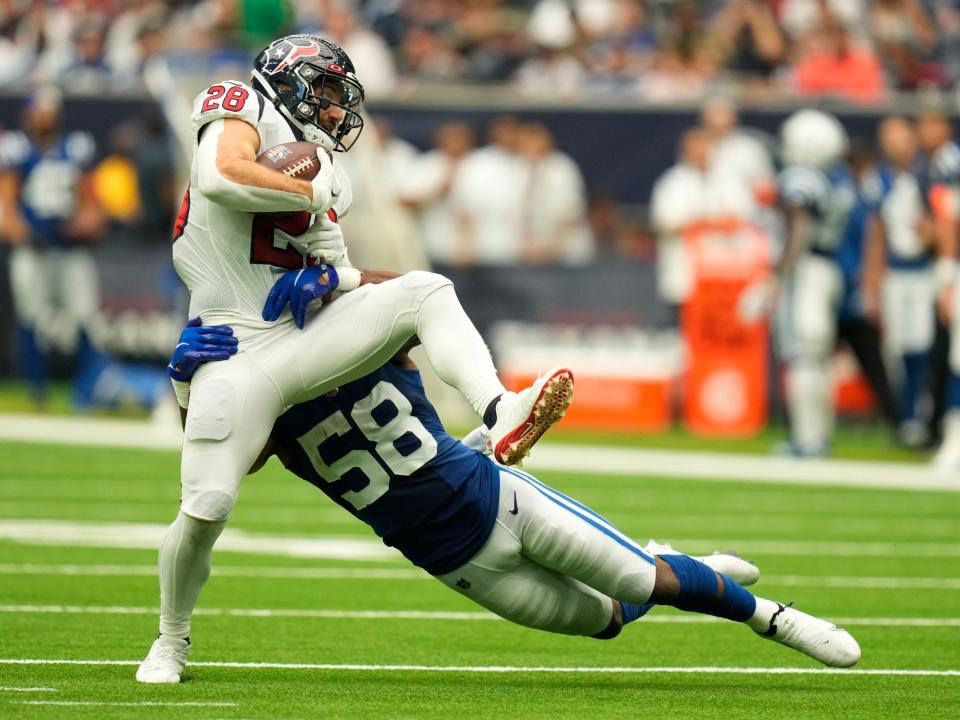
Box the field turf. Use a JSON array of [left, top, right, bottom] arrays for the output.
[[0, 437, 958, 719]]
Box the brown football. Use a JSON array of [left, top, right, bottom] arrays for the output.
[[255, 141, 322, 180]]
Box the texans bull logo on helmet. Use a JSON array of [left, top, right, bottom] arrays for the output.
[[252, 34, 365, 154]]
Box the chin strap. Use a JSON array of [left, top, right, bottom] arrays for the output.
[[251, 69, 337, 153]]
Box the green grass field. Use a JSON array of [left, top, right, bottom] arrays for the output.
[[1, 436, 958, 720]]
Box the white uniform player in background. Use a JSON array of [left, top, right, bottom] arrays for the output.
[[137, 34, 575, 683], [739, 110, 855, 456]]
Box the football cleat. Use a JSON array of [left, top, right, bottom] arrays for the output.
[[757, 602, 861, 668], [136, 635, 191, 684], [488, 368, 574, 466], [643, 539, 760, 586]]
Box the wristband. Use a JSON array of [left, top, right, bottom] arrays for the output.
[[171, 378, 191, 409], [335, 266, 362, 291]]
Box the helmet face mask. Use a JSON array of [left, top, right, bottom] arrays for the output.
[[253, 35, 365, 153]]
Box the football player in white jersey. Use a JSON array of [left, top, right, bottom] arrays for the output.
[[137, 35, 573, 682]]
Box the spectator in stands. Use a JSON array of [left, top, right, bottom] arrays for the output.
[[400, 121, 476, 267], [455, 0, 530, 81], [584, 0, 657, 89], [870, 0, 942, 90], [397, 22, 467, 80], [450, 115, 525, 265], [514, 122, 594, 264], [321, 1, 397, 100], [513, 43, 586, 97], [650, 127, 753, 308], [711, 0, 786, 81], [790, 14, 885, 104], [778, 0, 867, 41]]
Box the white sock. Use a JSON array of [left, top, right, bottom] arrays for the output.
[[746, 596, 782, 632], [416, 284, 506, 417], [786, 358, 830, 453], [158, 511, 226, 639]]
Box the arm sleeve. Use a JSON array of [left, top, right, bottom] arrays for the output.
[[194, 118, 312, 213]]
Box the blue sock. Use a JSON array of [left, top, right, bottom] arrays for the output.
[[16, 325, 48, 403], [949, 373, 960, 411], [901, 352, 929, 421], [619, 601, 653, 625], [660, 553, 756, 622]]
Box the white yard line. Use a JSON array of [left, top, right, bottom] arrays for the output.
[[2, 520, 959, 558], [0, 658, 956, 678], [2, 413, 957, 492], [2, 563, 958, 590], [0, 520, 396, 561], [2, 604, 958, 627], [0, 687, 58, 692], [0, 563, 425, 580], [11, 701, 238, 707]]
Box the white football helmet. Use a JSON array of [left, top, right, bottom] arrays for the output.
[[780, 110, 849, 169]]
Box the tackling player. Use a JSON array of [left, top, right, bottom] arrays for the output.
[[138, 34, 572, 682], [143, 319, 861, 682]]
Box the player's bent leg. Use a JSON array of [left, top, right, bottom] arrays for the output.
[[435, 519, 614, 637], [496, 467, 658, 606]]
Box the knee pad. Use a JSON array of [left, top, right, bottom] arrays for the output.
[[401, 270, 452, 295], [183, 491, 235, 523]]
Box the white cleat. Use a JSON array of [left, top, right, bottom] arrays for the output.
[[758, 603, 861, 668], [136, 635, 191, 683], [643, 539, 760, 586], [487, 368, 574, 466]]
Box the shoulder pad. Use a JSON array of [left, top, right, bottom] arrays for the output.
[[190, 80, 265, 142], [779, 165, 829, 210], [0, 131, 31, 170], [931, 142, 960, 184], [64, 131, 96, 167]]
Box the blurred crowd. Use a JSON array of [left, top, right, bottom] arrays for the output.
[[4, 0, 960, 103]]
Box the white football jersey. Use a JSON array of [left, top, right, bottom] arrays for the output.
[[173, 80, 353, 329]]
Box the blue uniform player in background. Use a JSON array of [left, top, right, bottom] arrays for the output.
[[0, 86, 102, 405], [741, 110, 897, 455], [142, 313, 862, 682]]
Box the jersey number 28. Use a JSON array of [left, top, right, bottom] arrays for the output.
[[296, 381, 439, 511]]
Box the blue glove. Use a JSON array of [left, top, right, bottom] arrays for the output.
[[262, 264, 340, 329], [167, 317, 238, 381]]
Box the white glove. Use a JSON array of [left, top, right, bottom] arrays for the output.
[[278, 215, 349, 266], [307, 148, 336, 214], [736, 276, 779, 324]]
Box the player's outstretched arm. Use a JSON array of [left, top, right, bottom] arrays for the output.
[[167, 317, 239, 412], [196, 118, 335, 214]]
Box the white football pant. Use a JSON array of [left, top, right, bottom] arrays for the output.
[[436, 467, 658, 636], [883, 268, 935, 357], [782, 254, 842, 454], [9, 245, 99, 330]]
